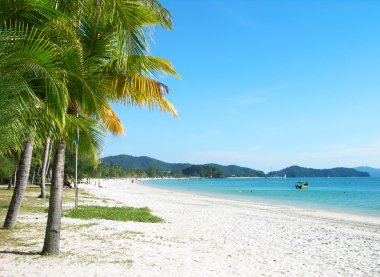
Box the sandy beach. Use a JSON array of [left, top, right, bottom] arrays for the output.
[[1, 179, 380, 276]]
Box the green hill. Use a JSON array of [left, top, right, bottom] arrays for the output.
[[102, 156, 369, 178], [102, 155, 265, 177], [205, 163, 265, 177], [267, 165, 370, 178], [182, 165, 225, 178], [102, 155, 190, 171]]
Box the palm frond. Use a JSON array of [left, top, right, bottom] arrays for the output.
[[99, 105, 125, 135], [65, 113, 105, 166], [0, 0, 59, 27], [0, 21, 68, 125]]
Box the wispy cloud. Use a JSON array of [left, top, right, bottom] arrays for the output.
[[207, 1, 255, 28], [191, 146, 264, 167], [253, 83, 296, 95], [188, 139, 380, 172], [304, 140, 380, 161], [235, 83, 296, 106]]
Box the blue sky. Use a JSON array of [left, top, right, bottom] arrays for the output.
[[104, 0, 380, 172]]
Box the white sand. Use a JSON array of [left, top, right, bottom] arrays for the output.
[[1, 179, 380, 276]]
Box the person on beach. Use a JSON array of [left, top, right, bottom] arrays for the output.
[[63, 177, 72, 188]]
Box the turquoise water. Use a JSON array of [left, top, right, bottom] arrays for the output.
[[146, 177, 380, 216]]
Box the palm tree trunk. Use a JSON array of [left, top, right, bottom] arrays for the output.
[[39, 136, 51, 198], [7, 167, 16, 190], [13, 166, 17, 188], [3, 140, 34, 229], [42, 140, 66, 255], [7, 176, 12, 190], [8, 167, 17, 189], [45, 140, 53, 182], [31, 166, 36, 185]]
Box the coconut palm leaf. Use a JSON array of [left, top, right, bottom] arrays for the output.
[[65, 113, 104, 166], [98, 104, 125, 135], [0, 0, 59, 27], [0, 21, 68, 126]]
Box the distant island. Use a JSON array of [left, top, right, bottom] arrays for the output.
[[100, 155, 370, 178], [267, 165, 369, 178], [354, 166, 380, 177], [101, 155, 265, 178]]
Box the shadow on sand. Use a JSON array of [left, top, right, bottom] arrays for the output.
[[0, 250, 40, 256]]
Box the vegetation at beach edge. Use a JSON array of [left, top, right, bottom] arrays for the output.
[[0, 187, 162, 255], [64, 206, 163, 223]]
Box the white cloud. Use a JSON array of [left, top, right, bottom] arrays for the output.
[[301, 139, 380, 165], [234, 83, 296, 106], [187, 139, 380, 172]]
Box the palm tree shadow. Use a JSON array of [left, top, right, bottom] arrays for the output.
[[0, 250, 40, 256]]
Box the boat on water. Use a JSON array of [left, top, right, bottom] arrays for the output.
[[295, 181, 308, 189]]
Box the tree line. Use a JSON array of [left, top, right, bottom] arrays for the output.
[[0, 0, 178, 255], [90, 164, 225, 178], [64, 154, 226, 179]]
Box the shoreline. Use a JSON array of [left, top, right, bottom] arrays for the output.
[[140, 178, 380, 224], [1, 178, 379, 276], [89, 177, 380, 228]]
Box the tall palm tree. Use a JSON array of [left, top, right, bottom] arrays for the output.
[[41, 0, 179, 255], [1, 0, 69, 228], [0, 0, 179, 253]]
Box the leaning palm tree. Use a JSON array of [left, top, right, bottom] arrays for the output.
[[0, 17, 68, 228], [42, 113, 104, 254], [41, 0, 179, 255]]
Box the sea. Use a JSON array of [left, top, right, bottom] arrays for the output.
[[146, 177, 380, 217]]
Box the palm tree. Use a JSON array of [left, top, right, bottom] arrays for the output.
[[0, 0, 179, 253], [41, 0, 179, 255], [1, 6, 69, 228]]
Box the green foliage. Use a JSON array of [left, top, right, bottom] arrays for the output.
[[102, 155, 191, 171], [64, 205, 163, 223], [0, 20, 68, 153], [0, 156, 15, 179], [205, 163, 266, 177], [182, 165, 224, 178], [64, 147, 99, 179], [0, 186, 76, 221]]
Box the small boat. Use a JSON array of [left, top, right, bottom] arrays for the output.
[[295, 181, 308, 189]]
